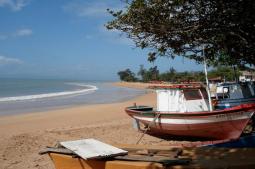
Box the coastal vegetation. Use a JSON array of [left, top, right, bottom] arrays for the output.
[[107, 0, 255, 67], [117, 66, 240, 83], [118, 69, 138, 82]]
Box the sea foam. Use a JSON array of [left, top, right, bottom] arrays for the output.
[[0, 83, 98, 102]]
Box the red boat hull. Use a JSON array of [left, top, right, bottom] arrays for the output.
[[126, 104, 255, 140], [140, 118, 250, 140]]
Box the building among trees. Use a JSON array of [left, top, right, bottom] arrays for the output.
[[239, 71, 255, 82]]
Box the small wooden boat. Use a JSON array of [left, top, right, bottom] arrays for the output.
[[125, 84, 255, 140], [40, 141, 190, 169], [40, 143, 255, 169]]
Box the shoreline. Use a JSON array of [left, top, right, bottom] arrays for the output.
[[0, 91, 155, 137], [0, 82, 164, 169], [0, 82, 147, 117]]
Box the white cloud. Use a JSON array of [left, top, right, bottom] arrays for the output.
[[13, 28, 33, 37], [0, 28, 33, 40], [63, 1, 122, 18], [0, 0, 31, 11], [0, 55, 23, 65]]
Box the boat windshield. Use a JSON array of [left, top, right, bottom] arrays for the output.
[[183, 89, 202, 100], [200, 88, 209, 99], [241, 83, 253, 98]]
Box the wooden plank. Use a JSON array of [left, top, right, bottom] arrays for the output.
[[115, 144, 182, 151], [40, 146, 181, 158], [39, 147, 74, 155], [60, 139, 128, 159], [114, 155, 191, 166], [126, 149, 183, 160]]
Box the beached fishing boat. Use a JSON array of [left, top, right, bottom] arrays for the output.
[[40, 139, 191, 169], [125, 83, 255, 140], [214, 82, 255, 109], [40, 142, 255, 169]]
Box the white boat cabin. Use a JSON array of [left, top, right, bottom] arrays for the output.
[[152, 84, 210, 113], [216, 82, 255, 100]]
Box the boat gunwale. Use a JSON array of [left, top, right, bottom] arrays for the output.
[[148, 84, 204, 90], [125, 103, 255, 118], [216, 97, 255, 103]]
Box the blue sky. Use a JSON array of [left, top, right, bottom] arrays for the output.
[[0, 0, 204, 81]]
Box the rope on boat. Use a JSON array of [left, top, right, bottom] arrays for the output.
[[136, 112, 161, 144]]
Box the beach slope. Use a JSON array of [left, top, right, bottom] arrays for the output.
[[0, 83, 165, 169]]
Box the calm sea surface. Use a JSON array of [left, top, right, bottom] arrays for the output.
[[0, 78, 145, 116]]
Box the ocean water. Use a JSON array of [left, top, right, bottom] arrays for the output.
[[0, 78, 145, 116]]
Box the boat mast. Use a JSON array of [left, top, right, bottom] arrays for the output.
[[203, 46, 213, 111], [233, 66, 238, 83]]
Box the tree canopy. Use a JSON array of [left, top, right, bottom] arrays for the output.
[[117, 66, 239, 82], [106, 0, 255, 66], [117, 69, 138, 82], [138, 65, 159, 82]]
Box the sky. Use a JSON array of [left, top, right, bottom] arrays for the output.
[[0, 0, 204, 81]]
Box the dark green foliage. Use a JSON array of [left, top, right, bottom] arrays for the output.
[[117, 69, 138, 82], [137, 65, 159, 82], [158, 70, 205, 83], [208, 66, 241, 81], [117, 66, 239, 82], [107, 0, 255, 66], [137, 65, 147, 81]]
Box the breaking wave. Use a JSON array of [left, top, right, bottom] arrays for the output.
[[0, 83, 98, 102]]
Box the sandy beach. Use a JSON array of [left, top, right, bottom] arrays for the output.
[[0, 82, 171, 169]]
